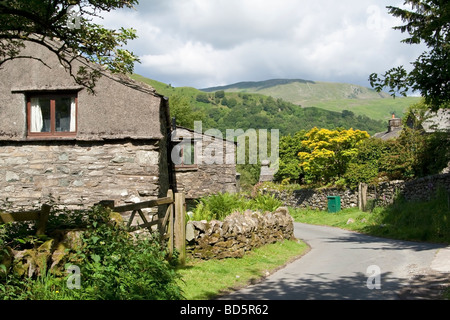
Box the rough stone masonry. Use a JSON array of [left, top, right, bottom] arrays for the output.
[[186, 207, 295, 260]]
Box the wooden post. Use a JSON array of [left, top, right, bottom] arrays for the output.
[[166, 190, 174, 259], [174, 192, 186, 265], [358, 183, 368, 212], [36, 204, 51, 236]]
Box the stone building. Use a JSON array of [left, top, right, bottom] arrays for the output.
[[373, 114, 403, 140], [0, 42, 237, 209], [171, 126, 237, 200]]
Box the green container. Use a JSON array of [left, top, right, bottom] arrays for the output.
[[327, 196, 341, 213]]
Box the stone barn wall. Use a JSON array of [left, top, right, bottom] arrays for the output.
[[0, 139, 168, 210]]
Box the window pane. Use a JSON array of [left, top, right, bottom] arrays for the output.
[[30, 98, 51, 133], [55, 97, 76, 132], [183, 142, 196, 165]]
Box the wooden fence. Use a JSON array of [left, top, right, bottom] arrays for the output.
[[0, 204, 52, 236], [0, 190, 187, 265], [99, 190, 187, 265]]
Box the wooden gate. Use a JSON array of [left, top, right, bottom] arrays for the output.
[[100, 190, 186, 264]]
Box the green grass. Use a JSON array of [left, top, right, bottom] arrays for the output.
[[290, 188, 450, 244], [290, 207, 377, 232], [178, 240, 309, 300], [306, 96, 421, 122]]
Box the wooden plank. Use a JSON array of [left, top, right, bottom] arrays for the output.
[[126, 210, 138, 229], [113, 197, 174, 213], [174, 192, 186, 265], [160, 192, 174, 233], [128, 220, 160, 232], [136, 209, 153, 233], [0, 211, 40, 224], [165, 190, 174, 258]]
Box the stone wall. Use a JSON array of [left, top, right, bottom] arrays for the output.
[[267, 173, 450, 211], [0, 139, 168, 210], [173, 127, 237, 199], [186, 207, 295, 260]]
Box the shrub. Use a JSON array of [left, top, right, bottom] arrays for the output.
[[191, 193, 284, 222], [0, 205, 184, 300], [191, 193, 246, 221], [65, 206, 184, 300]]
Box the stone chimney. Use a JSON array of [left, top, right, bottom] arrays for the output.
[[388, 114, 402, 133]]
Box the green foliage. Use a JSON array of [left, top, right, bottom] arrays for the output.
[[344, 127, 449, 186], [370, 0, 450, 110], [170, 94, 206, 129], [291, 187, 450, 244], [130, 75, 388, 137], [0, 0, 140, 92], [367, 187, 450, 243], [298, 127, 370, 183], [0, 204, 184, 300], [343, 137, 389, 188], [343, 162, 379, 189], [275, 130, 308, 182], [191, 193, 246, 221], [196, 93, 211, 104], [190, 193, 283, 222]]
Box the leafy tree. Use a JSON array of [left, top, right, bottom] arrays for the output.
[[380, 127, 450, 180], [275, 130, 308, 182], [369, 0, 450, 110], [298, 128, 370, 183], [0, 0, 139, 92], [170, 94, 205, 129], [196, 93, 210, 104], [214, 90, 225, 99], [378, 128, 425, 180], [344, 137, 390, 187]]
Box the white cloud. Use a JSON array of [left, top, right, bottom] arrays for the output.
[[96, 0, 427, 88]]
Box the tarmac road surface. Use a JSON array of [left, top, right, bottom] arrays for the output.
[[223, 223, 449, 300]]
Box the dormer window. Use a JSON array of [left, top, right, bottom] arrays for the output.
[[27, 93, 77, 137]]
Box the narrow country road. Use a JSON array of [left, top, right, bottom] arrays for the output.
[[223, 223, 447, 300]]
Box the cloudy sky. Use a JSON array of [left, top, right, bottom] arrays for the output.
[[97, 0, 427, 89]]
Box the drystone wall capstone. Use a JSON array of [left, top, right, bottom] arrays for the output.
[[186, 207, 295, 260]]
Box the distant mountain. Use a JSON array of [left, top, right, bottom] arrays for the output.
[[201, 79, 315, 93], [131, 74, 390, 136], [201, 78, 391, 106]]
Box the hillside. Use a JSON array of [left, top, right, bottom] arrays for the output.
[[201, 79, 391, 103], [130, 74, 390, 136], [201, 79, 420, 121]]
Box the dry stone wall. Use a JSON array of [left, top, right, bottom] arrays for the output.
[[267, 173, 450, 211], [186, 207, 295, 260]]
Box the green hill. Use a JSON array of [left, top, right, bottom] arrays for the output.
[[201, 79, 390, 102], [201, 79, 420, 121], [130, 74, 400, 136]]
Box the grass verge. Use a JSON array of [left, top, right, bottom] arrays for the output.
[[290, 188, 450, 244], [178, 240, 309, 300]]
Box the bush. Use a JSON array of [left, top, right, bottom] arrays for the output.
[[190, 193, 283, 221], [0, 205, 184, 300], [370, 186, 450, 243]]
